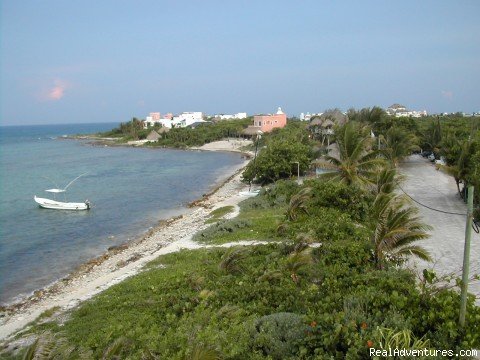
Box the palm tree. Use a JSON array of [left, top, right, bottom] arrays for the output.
[[22, 332, 92, 359], [376, 327, 431, 351], [321, 122, 385, 187], [218, 247, 249, 274], [422, 119, 442, 154], [373, 166, 402, 195], [370, 192, 432, 269], [285, 248, 313, 283], [285, 187, 312, 221], [382, 127, 419, 166], [438, 140, 474, 198]]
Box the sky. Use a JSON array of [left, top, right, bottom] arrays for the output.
[[1, 1, 479, 125]]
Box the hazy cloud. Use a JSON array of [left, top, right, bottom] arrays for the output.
[[39, 79, 69, 101], [441, 90, 453, 100]]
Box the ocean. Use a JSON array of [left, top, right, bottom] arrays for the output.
[[0, 123, 245, 305]]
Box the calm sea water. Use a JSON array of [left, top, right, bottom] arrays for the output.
[[0, 123, 244, 304]]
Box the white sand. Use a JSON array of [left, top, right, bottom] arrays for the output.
[[191, 138, 252, 153], [0, 140, 256, 341]]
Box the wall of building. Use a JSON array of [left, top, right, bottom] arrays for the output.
[[253, 113, 287, 132]]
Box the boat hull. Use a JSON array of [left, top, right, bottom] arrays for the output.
[[34, 196, 90, 211]]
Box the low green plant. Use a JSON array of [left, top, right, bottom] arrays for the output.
[[218, 247, 249, 274], [206, 206, 235, 223], [250, 312, 307, 359]]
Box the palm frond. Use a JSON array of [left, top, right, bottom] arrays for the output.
[[219, 247, 249, 274]]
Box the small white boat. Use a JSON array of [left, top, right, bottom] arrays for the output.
[[34, 173, 91, 211], [239, 189, 260, 197], [34, 195, 90, 210]]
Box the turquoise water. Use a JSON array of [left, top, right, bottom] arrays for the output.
[[0, 123, 244, 304]]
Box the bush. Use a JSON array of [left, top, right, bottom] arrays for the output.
[[242, 137, 315, 185], [304, 179, 373, 222], [250, 312, 307, 359], [193, 219, 252, 242]]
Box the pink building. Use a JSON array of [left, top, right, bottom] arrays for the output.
[[253, 107, 287, 133], [149, 112, 161, 121]]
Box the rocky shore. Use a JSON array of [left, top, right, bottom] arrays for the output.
[[0, 141, 255, 341]]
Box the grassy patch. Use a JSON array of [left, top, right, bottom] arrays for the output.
[[195, 205, 285, 245], [205, 205, 235, 224], [37, 306, 61, 321]]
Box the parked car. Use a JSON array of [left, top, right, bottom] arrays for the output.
[[428, 154, 436, 162], [421, 151, 432, 158], [435, 157, 446, 166]]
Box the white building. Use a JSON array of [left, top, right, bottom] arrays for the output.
[[386, 104, 427, 118], [143, 116, 175, 129], [300, 112, 323, 121], [172, 112, 204, 127], [214, 112, 247, 120], [395, 110, 428, 118]]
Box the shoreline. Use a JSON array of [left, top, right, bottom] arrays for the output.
[[0, 141, 254, 341], [64, 134, 253, 154]]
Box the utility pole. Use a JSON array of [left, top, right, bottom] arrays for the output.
[[459, 185, 474, 327], [293, 161, 300, 184], [249, 132, 262, 192]]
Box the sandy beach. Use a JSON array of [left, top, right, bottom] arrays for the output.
[[0, 140, 255, 341]]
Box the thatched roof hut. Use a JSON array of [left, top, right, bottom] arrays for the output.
[[242, 126, 263, 137], [308, 109, 347, 128], [146, 130, 161, 141], [313, 143, 340, 169]]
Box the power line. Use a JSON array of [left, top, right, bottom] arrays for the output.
[[396, 183, 480, 233], [396, 182, 467, 216]]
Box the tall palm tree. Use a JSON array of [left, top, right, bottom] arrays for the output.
[[438, 140, 474, 198], [382, 127, 419, 166], [373, 166, 398, 195], [370, 192, 432, 269], [422, 119, 442, 154], [321, 122, 385, 187]]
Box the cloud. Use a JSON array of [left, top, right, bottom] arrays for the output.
[[441, 90, 453, 100], [38, 79, 69, 101]]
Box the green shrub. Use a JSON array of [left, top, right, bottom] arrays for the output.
[[195, 219, 252, 240], [250, 312, 307, 359], [304, 179, 374, 222]]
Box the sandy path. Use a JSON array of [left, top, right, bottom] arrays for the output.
[[0, 141, 256, 341], [400, 155, 480, 303]]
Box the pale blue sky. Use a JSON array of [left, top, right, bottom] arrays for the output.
[[1, 0, 479, 125]]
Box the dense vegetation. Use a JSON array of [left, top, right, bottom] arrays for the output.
[[242, 122, 316, 185], [11, 181, 479, 359], [9, 108, 480, 359], [98, 117, 148, 140], [347, 108, 480, 217], [98, 117, 252, 147]]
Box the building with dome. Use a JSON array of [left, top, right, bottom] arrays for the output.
[[252, 107, 287, 133], [386, 104, 427, 118]]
